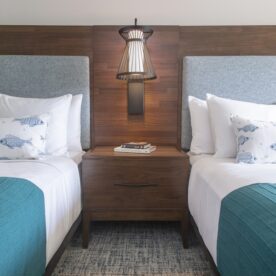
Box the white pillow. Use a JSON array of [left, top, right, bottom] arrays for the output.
[[188, 96, 214, 154], [0, 114, 49, 159], [0, 93, 72, 156], [231, 115, 276, 164], [68, 95, 83, 152], [207, 94, 276, 158]]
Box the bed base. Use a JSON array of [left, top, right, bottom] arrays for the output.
[[45, 214, 82, 276], [190, 215, 220, 276]]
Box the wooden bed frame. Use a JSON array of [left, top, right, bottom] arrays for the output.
[[45, 215, 82, 275], [45, 163, 83, 275], [190, 215, 219, 276], [187, 163, 218, 275]]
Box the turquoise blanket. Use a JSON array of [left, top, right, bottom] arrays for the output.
[[0, 177, 46, 276], [217, 183, 276, 276]]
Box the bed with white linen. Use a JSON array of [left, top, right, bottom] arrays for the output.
[[0, 156, 82, 264], [183, 56, 276, 275], [189, 156, 276, 262], [0, 55, 90, 275]]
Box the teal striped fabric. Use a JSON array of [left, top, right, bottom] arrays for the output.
[[217, 183, 276, 276], [0, 177, 46, 276]]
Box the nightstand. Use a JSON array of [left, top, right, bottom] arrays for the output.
[[82, 146, 190, 248]]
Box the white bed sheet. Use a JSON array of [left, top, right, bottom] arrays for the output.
[[68, 150, 85, 165], [0, 155, 82, 265], [188, 152, 213, 165], [188, 156, 276, 264]]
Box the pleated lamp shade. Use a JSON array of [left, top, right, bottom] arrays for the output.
[[117, 21, 156, 81]]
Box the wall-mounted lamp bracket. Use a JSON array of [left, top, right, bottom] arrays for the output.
[[127, 80, 144, 115]]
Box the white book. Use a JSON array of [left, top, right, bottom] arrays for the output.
[[114, 146, 156, 154]]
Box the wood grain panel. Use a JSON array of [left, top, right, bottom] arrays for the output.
[[0, 26, 95, 146], [92, 26, 180, 146], [0, 26, 93, 55], [2, 26, 276, 148], [180, 26, 276, 56], [178, 26, 276, 148]]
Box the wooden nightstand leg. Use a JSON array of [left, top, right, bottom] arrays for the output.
[[82, 212, 90, 249], [180, 211, 189, 249]]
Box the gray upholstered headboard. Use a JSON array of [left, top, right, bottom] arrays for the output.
[[182, 56, 276, 149], [0, 55, 90, 149]]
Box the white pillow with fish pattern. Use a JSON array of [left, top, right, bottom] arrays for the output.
[[0, 114, 49, 159], [207, 94, 276, 158], [0, 93, 72, 156], [231, 115, 276, 164]]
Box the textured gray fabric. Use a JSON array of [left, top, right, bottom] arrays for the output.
[[53, 222, 215, 275], [182, 56, 276, 149], [0, 55, 90, 149]]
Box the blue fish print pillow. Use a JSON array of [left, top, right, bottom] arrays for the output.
[[0, 114, 49, 159], [231, 115, 276, 164]]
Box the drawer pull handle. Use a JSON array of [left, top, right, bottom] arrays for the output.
[[114, 183, 158, 188]]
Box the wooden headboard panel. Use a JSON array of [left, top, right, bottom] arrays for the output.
[[1, 26, 276, 148], [92, 26, 180, 146]]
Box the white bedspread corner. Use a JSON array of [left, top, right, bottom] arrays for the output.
[[188, 156, 276, 264], [0, 156, 81, 264]]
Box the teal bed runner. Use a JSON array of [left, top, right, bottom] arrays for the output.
[[217, 183, 276, 276], [0, 177, 46, 276]]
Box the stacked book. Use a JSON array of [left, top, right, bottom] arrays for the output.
[[114, 142, 156, 154]]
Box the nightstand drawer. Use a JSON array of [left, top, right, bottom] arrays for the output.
[[81, 146, 190, 249], [82, 158, 189, 209]]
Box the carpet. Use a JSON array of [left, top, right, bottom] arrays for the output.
[[53, 222, 215, 276]]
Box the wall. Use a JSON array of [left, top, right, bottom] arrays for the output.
[[1, 0, 276, 26], [2, 25, 276, 148]]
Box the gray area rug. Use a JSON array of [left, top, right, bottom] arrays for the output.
[[53, 222, 215, 276]]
